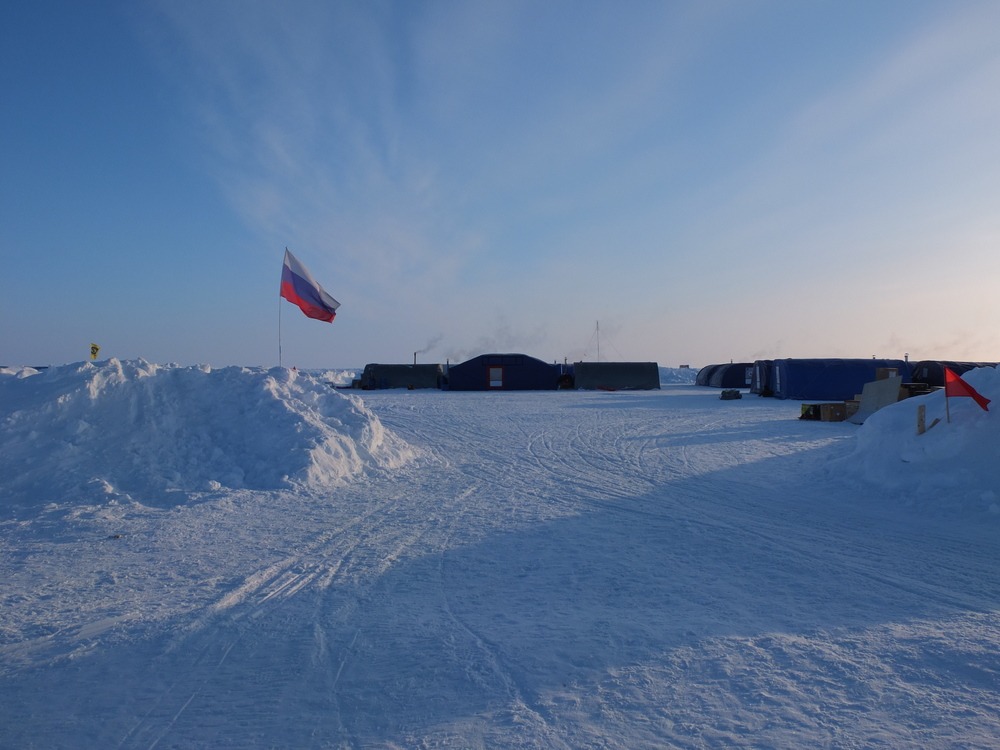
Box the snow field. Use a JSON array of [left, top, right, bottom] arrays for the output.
[[1, 362, 999, 748]]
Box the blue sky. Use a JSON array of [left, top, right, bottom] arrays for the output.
[[4, 1, 1000, 369]]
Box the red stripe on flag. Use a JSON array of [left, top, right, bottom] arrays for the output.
[[280, 250, 340, 323]]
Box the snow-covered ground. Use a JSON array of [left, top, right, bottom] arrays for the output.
[[1, 360, 998, 749]]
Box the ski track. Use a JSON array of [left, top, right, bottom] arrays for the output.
[[2, 387, 1000, 748]]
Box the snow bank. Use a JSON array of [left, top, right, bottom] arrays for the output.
[[838, 366, 1000, 512], [312, 368, 360, 386], [659, 366, 699, 385], [0, 359, 414, 508]]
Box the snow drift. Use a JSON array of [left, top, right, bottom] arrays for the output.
[[0, 359, 414, 508], [837, 365, 1000, 512]]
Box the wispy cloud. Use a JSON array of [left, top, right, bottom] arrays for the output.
[[786, 5, 1000, 151], [136, 1, 1000, 364]]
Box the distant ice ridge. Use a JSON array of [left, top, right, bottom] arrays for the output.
[[659, 366, 699, 384], [0, 359, 415, 507]]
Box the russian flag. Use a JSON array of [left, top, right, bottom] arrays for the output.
[[280, 249, 340, 322]]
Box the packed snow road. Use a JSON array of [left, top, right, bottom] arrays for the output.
[[2, 385, 999, 749]]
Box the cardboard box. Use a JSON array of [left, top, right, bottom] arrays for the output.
[[801, 403, 848, 421], [820, 403, 847, 422]]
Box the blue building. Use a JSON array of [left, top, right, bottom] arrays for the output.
[[770, 358, 911, 400]]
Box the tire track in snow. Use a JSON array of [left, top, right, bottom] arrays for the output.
[[371, 396, 676, 745], [429, 486, 574, 750], [675, 469, 1000, 619], [319, 390, 1000, 747], [116, 486, 428, 749], [371, 390, 998, 642]]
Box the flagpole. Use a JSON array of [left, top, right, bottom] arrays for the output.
[[278, 247, 340, 368], [278, 249, 284, 368], [945, 389, 951, 423]]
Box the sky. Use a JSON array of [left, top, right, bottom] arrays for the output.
[[3, 0, 1000, 370]]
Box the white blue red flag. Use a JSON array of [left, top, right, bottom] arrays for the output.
[[280, 249, 340, 322]]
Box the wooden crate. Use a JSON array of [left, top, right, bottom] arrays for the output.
[[801, 403, 848, 422], [820, 403, 847, 422]]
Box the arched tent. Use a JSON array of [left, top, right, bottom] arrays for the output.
[[696, 364, 723, 386], [697, 363, 751, 388], [572, 361, 660, 390], [707, 362, 752, 389], [909, 361, 997, 388], [446, 354, 564, 391], [359, 363, 444, 390], [771, 358, 911, 401], [749, 360, 774, 396]]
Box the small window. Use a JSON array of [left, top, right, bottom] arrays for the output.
[[489, 366, 503, 388]]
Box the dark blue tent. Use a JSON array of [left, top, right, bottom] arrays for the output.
[[708, 362, 752, 388], [909, 361, 997, 388], [771, 358, 911, 401], [446, 353, 564, 391], [572, 361, 660, 390], [749, 360, 774, 396], [696, 364, 723, 386], [359, 363, 444, 389], [697, 363, 751, 388]]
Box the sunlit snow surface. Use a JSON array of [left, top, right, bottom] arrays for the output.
[[1, 361, 998, 749], [0, 359, 413, 506]]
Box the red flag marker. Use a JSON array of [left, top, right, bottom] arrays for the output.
[[944, 367, 990, 421]]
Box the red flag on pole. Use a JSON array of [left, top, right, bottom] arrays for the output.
[[944, 367, 990, 412]]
